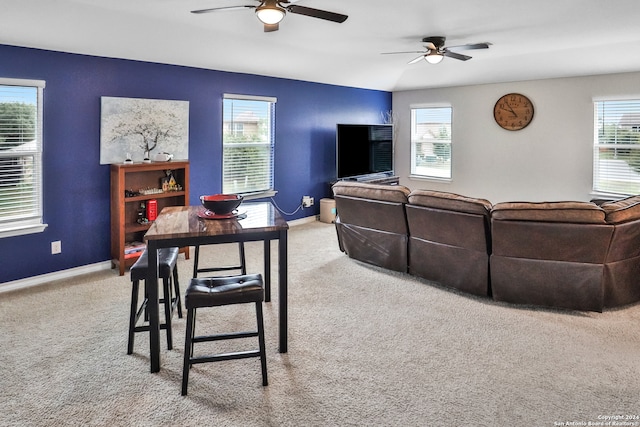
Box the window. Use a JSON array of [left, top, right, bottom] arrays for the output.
[[410, 106, 452, 180], [0, 78, 46, 238], [594, 100, 640, 195], [222, 94, 276, 196]]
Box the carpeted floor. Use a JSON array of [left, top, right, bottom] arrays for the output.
[[1, 220, 639, 426]]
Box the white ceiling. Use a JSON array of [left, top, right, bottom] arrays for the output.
[[2, 0, 640, 92]]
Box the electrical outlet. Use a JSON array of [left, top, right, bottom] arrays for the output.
[[51, 240, 62, 254], [302, 196, 314, 208]]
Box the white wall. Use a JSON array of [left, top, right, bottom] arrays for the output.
[[392, 71, 640, 203]]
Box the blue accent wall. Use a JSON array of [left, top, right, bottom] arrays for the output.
[[0, 44, 391, 283]]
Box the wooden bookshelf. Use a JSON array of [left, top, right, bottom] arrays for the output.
[[110, 161, 190, 275]]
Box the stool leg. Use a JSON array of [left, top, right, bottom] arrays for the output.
[[193, 245, 200, 278], [264, 242, 271, 302], [239, 242, 247, 275], [163, 277, 173, 350], [143, 281, 149, 322], [256, 301, 268, 386], [182, 308, 196, 396], [127, 280, 140, 355], [173, 265, 182, 318]]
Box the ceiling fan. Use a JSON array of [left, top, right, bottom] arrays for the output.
[[191, 0, 348, 32], [384, 36, 490, 64]]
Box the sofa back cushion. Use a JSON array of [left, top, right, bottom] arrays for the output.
[[491, 201, 606, 224], [408, 189, 492, 216], [491, 201, 611, 263], [406, 190, 492, 253], [601, 195, 640, 224], [332, 181, 410, 235]]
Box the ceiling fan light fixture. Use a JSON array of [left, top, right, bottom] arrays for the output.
[[256, 1, 286, 25], [425, 52, 444, 64]]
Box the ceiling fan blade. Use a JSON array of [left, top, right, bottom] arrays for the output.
[[446, 42, 491, 51], [443, 50, 472, 61], [381, 51, 426, 55], [286, 5, 348, 23], [191, 5, 255, 14], [408, 55, 426, 65], [424, 42, 437, 51], [264, 23, 279, 32]]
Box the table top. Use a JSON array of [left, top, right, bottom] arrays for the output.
[[145, 201, 288, 242]]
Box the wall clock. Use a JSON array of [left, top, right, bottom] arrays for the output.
[[493, 93, 534, 131]]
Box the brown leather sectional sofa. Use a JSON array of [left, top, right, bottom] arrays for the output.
[[332, 181, 640, 312]]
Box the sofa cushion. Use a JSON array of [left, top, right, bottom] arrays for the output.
[[491, 201, 606, 224], [408, 189, 492, 216], [332, 181, 410, 204], [601, 195, 640, 224]]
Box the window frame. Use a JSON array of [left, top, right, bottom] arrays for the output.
[[0, 77, 47, 238], [222, 94, 276, 199], [409, 105, 453, 181], [593, 99, 640, 196]]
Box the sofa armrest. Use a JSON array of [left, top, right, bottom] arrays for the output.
[[601, 195, 640, 224], [332, 181, 410, 204]]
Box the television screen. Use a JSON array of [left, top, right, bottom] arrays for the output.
[[336, 124, 393, 180]]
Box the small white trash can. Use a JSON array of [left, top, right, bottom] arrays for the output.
[[319, 198, 336, 223]]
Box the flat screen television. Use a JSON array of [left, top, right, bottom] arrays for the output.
[[336, 124, 394, 180]]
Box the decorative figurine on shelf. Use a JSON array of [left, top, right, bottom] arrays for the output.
[[164, 169, 177, 191], [154, 152, 173, 162], [137, 202, 148, 224], [147, 199, 158, 221]]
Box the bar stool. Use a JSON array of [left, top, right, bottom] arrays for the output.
[[192, 243, 271, 302], [192, 243, 246, 278], [127, 247, 182, 354], [181, 273, 267, 396]]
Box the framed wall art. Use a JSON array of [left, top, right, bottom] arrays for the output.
[[100, 96, 189, 164]]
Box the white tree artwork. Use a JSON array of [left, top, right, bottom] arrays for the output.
[[100, 97, 189, 164]]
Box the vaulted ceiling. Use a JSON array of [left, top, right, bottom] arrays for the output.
[[3, 0, 640, 91]]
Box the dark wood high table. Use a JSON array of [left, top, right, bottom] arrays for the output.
[[144, 201, 289, 373]]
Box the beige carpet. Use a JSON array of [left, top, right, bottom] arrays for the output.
[[1, 221, 639, 426]]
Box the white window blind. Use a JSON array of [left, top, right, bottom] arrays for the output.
[[0, 78, 46, 238], [222, 94, 276, 195], [410, 106, 452, 179], [594, 100, 640, 195]]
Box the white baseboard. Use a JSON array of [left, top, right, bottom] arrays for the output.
[[288, 215, 319, 226], [0, 216, 322, 294], [0, 261, 113, 294]]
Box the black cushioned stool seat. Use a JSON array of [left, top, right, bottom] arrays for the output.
[[181, 273, 267, 396], [127, 247, 182, 355]]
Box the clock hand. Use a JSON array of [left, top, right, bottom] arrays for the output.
[[500, 106, 518, 117]]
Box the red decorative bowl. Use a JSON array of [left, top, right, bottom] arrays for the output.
[[200, 194, 243, 215]]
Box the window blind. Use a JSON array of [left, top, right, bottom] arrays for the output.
[[222, 95, 276, 195], [410, 106, 452, 179], [594, 100, 640, 195], [0, 79, 46, 237]]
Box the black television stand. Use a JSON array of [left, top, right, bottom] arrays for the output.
[[329, 174, 399, 195], [355, 173, 399, 186]]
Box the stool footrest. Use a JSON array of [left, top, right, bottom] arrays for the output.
[[190, 350, 262, 365], [192, 331, 258, 343], [133, 323, 171, 333], [195, 265, 244, 274]]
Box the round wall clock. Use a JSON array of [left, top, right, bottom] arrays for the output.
[[493, 93, 534, 131]]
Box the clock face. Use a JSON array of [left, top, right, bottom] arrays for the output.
[[493, 93, 534, 131]]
